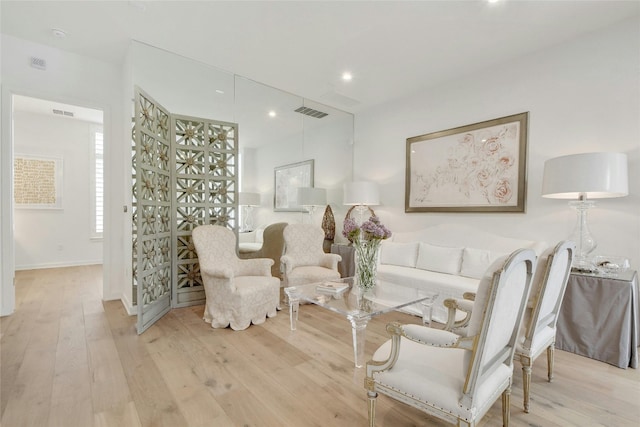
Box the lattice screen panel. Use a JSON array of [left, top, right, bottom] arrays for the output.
[[132, 88, 238, 329], [133, 89, 173, 333], [171, 115, 238, 307]]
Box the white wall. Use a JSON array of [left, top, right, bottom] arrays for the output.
[[354, 18, 640, 269], [13, 111, 102, 269], [1, 34, 124, 314]]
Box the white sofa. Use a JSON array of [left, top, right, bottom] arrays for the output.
[[372, 223, 547, 322], [238, 225, 266, 254]]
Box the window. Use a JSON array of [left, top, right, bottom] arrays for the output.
[[91, 126, 104, 238]]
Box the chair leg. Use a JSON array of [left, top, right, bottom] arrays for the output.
[[547, 344, 555, 382], [367, 391, 377, 427], [520, 356, 532, 414], [502, 386, 511, 427]]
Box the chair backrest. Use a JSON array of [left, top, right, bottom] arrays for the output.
[[260, 222, 288, 276], [521, 240, 575, 348], [282, 224, 326, 266], [462, 248, 536, 405], [192, 225, 238, 269]]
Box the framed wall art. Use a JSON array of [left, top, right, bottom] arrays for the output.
[[274, 159, 314, 212], [406, 112, 528, 213], [14, 154, 64, 209]]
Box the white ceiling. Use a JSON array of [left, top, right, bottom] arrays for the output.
[[12, 94, 104, 123], [1, 0, 638, 112]]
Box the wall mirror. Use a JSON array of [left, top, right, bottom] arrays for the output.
[[126, 41, 353, 319]]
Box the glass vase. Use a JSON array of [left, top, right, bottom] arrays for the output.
[[353, 238, 381, 291]]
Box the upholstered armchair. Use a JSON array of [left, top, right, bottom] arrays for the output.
[[365, 249, 536, 427], [280, 224, 341, 287], [238, 222, 288, 279], [192, 225, 280, 331], [444, 241, 575, 413]]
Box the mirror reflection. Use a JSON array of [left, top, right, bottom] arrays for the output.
[[129, 41, 353, 229]]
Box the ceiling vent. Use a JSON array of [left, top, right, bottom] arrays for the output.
[[294, 106, 328, 119], [53, 109, 75, 117]]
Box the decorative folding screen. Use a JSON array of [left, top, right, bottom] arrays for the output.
[[132, 87, 238, 333], [172, 114, 238, 306]]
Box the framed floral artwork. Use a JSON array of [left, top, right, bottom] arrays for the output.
[[405, 112, 528, 213], [274, 159, 314, 212]]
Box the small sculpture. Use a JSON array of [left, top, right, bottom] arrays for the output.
[[321, 205, 335, 253]]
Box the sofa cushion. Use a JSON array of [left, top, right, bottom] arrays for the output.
[[379, 242, 419, 268], [238, 242, 262, 253], [460, 247, 506, 279], [255, 228, 264, 244], [416, 243, 463, 275]]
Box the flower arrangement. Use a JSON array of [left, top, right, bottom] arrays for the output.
[[343, 216, 391, 291]]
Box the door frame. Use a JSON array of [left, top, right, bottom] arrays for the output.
[[1, 87, 109, 316]]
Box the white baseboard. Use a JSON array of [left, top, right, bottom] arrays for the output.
[[14, 260, 103, 271], [120, 291, 137, 316]]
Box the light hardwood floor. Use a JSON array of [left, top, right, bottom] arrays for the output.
[[1, 266, 639, 426]]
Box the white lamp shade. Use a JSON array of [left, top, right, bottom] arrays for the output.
[[343, 181, 380, 205], [238, 192, 261, 206], [297, 187, 326, 206], [542, 152, 628, 199]]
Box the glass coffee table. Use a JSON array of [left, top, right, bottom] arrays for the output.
[[284, 277, 437, 368]]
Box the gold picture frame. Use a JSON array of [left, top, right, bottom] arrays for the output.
[[406, 112, 528, 213]]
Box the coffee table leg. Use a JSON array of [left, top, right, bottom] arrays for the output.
[[349, 317, 369, 368], [289, 298, 300, 331]]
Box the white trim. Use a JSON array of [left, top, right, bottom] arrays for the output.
[[1, 88, 16, 316], [1, 86, 111, 316], [120, 290, 137, 316], [15, 260, 103, 271]]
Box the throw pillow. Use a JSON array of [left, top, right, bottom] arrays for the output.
[[415, 242, 463, 275], [460, 247, 506, 279], [378, 242, 419, 268]]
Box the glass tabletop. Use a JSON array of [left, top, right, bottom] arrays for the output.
[[284, 277, 432, 321]]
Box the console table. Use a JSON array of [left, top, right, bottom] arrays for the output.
[[555, 269, 638, 368]]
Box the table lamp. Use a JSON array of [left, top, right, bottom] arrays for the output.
[[542, 152, 628, 269], [297, 187, 327, 223], [343, 181, 380, 224], [238, 191, 261, 232]]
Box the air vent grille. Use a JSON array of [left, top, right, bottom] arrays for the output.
[[294, 106, 328, 119], [53, 109, 75, 117]]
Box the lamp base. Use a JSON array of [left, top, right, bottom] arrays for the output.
[[568, 199, 597, 270]]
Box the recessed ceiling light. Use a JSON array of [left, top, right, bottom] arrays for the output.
[[268, 110, 276, 118], [342, 72, 353, 81], [215, 89, 225, 94], [487, 0, 500, 3], [51, 28, 67, 38]]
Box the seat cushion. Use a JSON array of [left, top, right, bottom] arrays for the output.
[[517, 324, 556, 357], [372, 337, 512, 422], [238, 242, 263, 253]]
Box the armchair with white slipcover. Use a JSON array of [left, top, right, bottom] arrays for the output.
[[192, 225, 280, 331], [365, 248, 536, 427], [280, 224, 341, 287]]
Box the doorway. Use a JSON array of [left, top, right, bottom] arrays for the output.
[[11, 94, 104, 286]]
